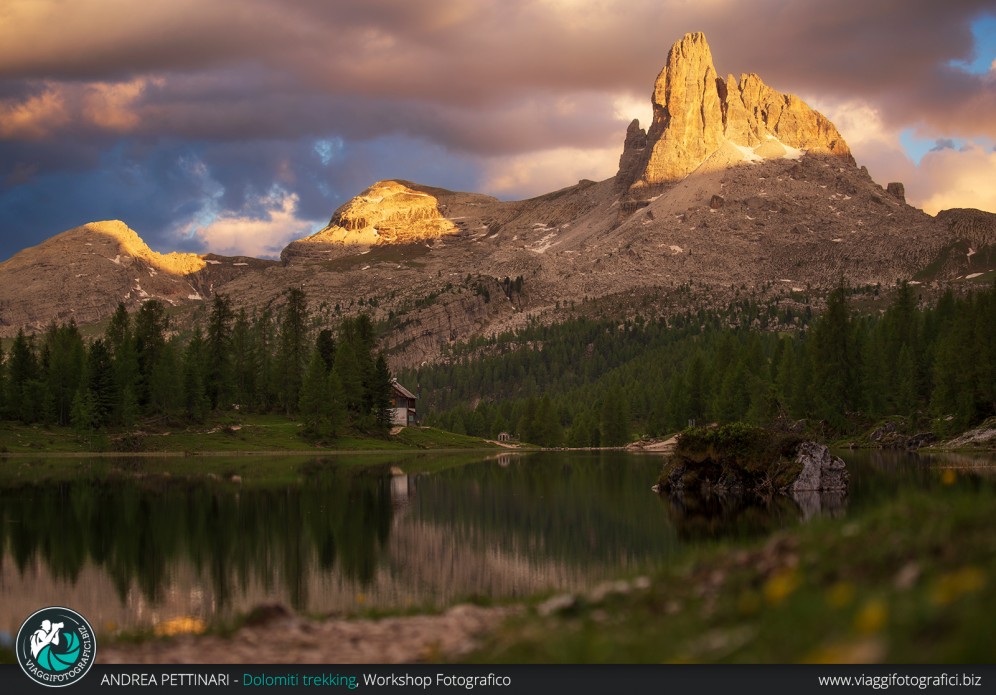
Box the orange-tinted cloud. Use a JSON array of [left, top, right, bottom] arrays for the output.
[[82, 78, 160, 131], [0, 77, 160, 139], [0, 85, 69, 139], [910, 145, 996, 215], [1, 2, 993, 151]]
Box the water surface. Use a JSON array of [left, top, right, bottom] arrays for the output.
[[0, 449, 990, 636]]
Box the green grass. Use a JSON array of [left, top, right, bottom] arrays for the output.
[[462, 482, 996, 664], [393, 426, 500, 449], [0, 416, 497, 455]]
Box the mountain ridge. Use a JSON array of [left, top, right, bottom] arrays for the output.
[[1, 32, 993, 368], [0, 220, 274, 334]]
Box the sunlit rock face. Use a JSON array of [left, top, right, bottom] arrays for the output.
[[0, 220, 271, 337], [620, 32, 853, 192], [70, 220, 206, 274], [308, 180, 459, 246], [282, 180, 504, 263]]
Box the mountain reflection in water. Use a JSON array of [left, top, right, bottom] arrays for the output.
[[0, 450, 987, 634]]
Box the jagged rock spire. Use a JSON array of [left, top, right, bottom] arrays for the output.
[[617, 32, 853, 191]]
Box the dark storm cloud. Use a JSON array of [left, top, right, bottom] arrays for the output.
[[1, 0, 994, 259], [2, 0, 992, 140]]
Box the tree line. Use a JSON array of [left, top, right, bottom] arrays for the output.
[[0, 289, 394, 441], [404, 282, 995, 446]]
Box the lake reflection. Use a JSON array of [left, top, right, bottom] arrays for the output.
[[0, 449, 989, 635]]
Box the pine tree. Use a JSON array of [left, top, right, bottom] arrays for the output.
[[341, 315, 378, 419], [715, 359, 750, 423], [883, 281, 921, 412], [182, 329, 210, 421], [790, 341, 814, 418], [664, 373, 689, 430], [535, 395, 563, 447], [135, 300, 169, 409], [106, 304, 140, 425], [83, 339, 116, 427], [105, 303, 131, 355], [316, 329, 336, 371], [149, 339, 183, 415], [516, 397, 538, 443], [119, 385, 139, 428], [685, 354, 706, 424], [205, 294, 234, 410], [774, 341, 796, 414], [567, 408, 600, 447], [277, 288, 309, 415], [41, 322, 85, 426], [299, 350, 332, 438], [861, 326, 889, 418], [372, 353, 394, 433], [252, 306, 278, 411], [70, 387, 96, 439], [6, 329, 40, 422], [811, 283, 858, 428], [333, 340, 363, 419], [895, 345, 918, 430], [230, 309, 257, 410], [600, 387, 630, 446]]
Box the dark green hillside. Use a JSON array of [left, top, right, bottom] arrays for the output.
[[402, 283, 996, 446]]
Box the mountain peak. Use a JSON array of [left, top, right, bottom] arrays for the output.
[[618, 32, 853, 192], [301, 180, 460, 248], [283, 179, 500, 262], [69, 220, 207, 275]]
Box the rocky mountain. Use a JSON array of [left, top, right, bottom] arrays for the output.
[[2, 33, 993, 367], [0, 220, 274, 335], [283, 180, 500, 263], [619, 31, 851, 194]]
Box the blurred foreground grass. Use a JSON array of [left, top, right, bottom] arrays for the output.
[[465, 478, 995, 663]]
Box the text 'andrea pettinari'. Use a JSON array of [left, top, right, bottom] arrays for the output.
[[101, 673, 230, 686]]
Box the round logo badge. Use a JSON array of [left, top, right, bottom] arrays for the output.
[[15, 607, 96, 688]]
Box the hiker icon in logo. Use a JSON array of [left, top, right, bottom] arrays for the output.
[[16, 607, 96, 688]]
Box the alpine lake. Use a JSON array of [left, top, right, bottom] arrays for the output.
[[0, 449, 993, 642]]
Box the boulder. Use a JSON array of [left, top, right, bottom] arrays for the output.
[[790, 442, 848, 492]]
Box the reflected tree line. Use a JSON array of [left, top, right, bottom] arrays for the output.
[[2, 452, 921, 613], [411, 454, 681, 560], [0, 466, 393, 609]]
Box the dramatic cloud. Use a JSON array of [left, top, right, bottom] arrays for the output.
[[911, 145, 996, 215], [0, 85, 70, 140], [479, 146, 622, 199], [812, 97, 996, 215], [188, 188, 321, 259], [0, 0, 993, 259]]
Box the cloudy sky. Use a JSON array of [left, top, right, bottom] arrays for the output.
[[1, 0, 994, 260]]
